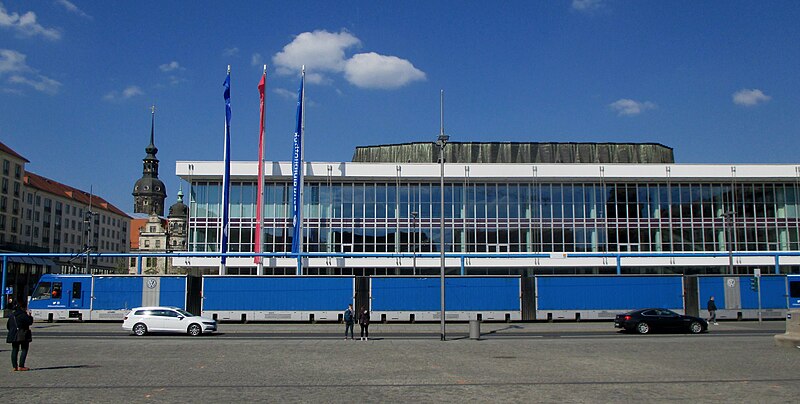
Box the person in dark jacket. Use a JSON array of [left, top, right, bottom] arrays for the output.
[[707, 296, 718, 325], [343, 304, 355, 340], [6, 301, 33, 371], [358, 306, 370, 341]]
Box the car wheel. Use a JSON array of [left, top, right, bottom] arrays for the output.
[[133, 323, 147, 336], [188, 324, 202, 336], [689, 321, 703, 334], [636, 322, 650, 334]]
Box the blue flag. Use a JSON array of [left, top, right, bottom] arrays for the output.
[[290, 71, 304, 255], [221, 68, 232, 266]]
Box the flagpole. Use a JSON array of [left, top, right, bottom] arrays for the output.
[[298, 65, 306, 275], [220, 65, 232, 275], [255, 64, 267, 275]]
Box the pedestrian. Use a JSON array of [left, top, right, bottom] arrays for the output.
[[6, 300, 33, 371], [344, 304, 355, 340], [358, 306, 370, 341], [707, 296, 718, 325]]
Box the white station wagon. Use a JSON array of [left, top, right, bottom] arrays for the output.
[[122, 306, 217, 336]]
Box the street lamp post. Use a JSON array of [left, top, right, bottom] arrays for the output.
[[435, 90, 448, 341], [411, 211, 418, 276], [722, 210, 735, 274]]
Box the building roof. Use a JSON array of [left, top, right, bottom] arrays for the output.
[[352, 142, 675, 164], [0, 140, 30, 163], [24, 172, 131, 218]]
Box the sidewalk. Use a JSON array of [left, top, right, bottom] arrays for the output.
[[24, 319, 787, 336]]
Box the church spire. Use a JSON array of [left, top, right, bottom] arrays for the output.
[[145, 105, 158, 157]]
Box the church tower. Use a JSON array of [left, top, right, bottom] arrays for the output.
[[167, 187, 189, 251], [132, 106, 167, 216]]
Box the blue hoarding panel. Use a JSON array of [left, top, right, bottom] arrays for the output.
[[93, 277, 142, 310], [203, 276, 353, 311], [371, 277, 520, 311], [537, 276, 683, 310], [739, 276, 787, 309], [698, 277, 727, 309], [790, 275, 800, 309], [159, 277, 188, 308]]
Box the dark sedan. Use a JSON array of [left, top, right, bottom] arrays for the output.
[[615, 308, 708, 334]]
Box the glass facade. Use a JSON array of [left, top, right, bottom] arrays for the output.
[[188, 180, 800, 256]]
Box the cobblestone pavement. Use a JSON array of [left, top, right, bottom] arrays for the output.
[[1, 321, 797, 403]]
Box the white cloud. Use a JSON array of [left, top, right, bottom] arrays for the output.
[[609, 98, 656, 116], [273, 88, 296, 99], [159, 61, 183, 72], [344, 52, 426, 89], [272, 29, 426, 90], [8, 74, 61, 94], [572, 0, 603, 12], [55, 0, 92, 19], [0, 2, 61, 40], [103, 85, 143, 101], [273, 30, 360, 77], [251, 53, 263, 67], [0, 48, 61, 94], [223, 47, 239, 57], [0, 48, 28, 74], [732, 88, 770, 107]]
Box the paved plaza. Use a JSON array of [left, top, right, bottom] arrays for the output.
[[1, 321, 798, 403]]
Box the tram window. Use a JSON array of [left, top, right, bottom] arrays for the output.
[[790, 281, 800, 298], [72, 282, 82, 299], [51, 282, 62, 299], [31, 282, 52, 300]]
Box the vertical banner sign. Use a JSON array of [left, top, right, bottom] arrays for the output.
[[220, 67, 232, 269], [290, 69, 305, 260], [254, 67, 266, 265]]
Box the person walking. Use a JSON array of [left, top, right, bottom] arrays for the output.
[[358, 306, 370, 341], [343, 304, 355, 340], [6, 300, 33, 371], [707, 296, 718, 325]]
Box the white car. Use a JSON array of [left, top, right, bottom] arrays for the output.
[[122, 306, 217, 336]]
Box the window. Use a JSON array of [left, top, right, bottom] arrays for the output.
[[1, 178, 7, 194], [14, 164, 21, 179], [72, 282, 82, 299], [31, 282, 52, 300], [2, 159, 8, 175], [51, 282, 62, 299]]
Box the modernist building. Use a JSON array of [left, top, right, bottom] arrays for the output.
[[175, 142, 800, 276]]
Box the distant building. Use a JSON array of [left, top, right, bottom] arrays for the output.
[[23, 172, 131, 273], [127, 189, 190, 274], [1, 140, 131, 302], [0, 140, 27, 246], [132, 107, 167, 216]]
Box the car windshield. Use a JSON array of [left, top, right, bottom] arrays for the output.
[[658, 309, 678, 316], [174, 309, 193, 317]]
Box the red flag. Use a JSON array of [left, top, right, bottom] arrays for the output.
[[255, 69, 266, 264]]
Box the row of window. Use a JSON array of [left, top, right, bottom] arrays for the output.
[[190, 181, 800, 220], [1, 159, 22, 179]]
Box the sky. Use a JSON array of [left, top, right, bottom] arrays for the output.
[[1, 0, 799, 215]]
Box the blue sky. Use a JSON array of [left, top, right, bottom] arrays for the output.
[[1, 0, 799, 214]]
